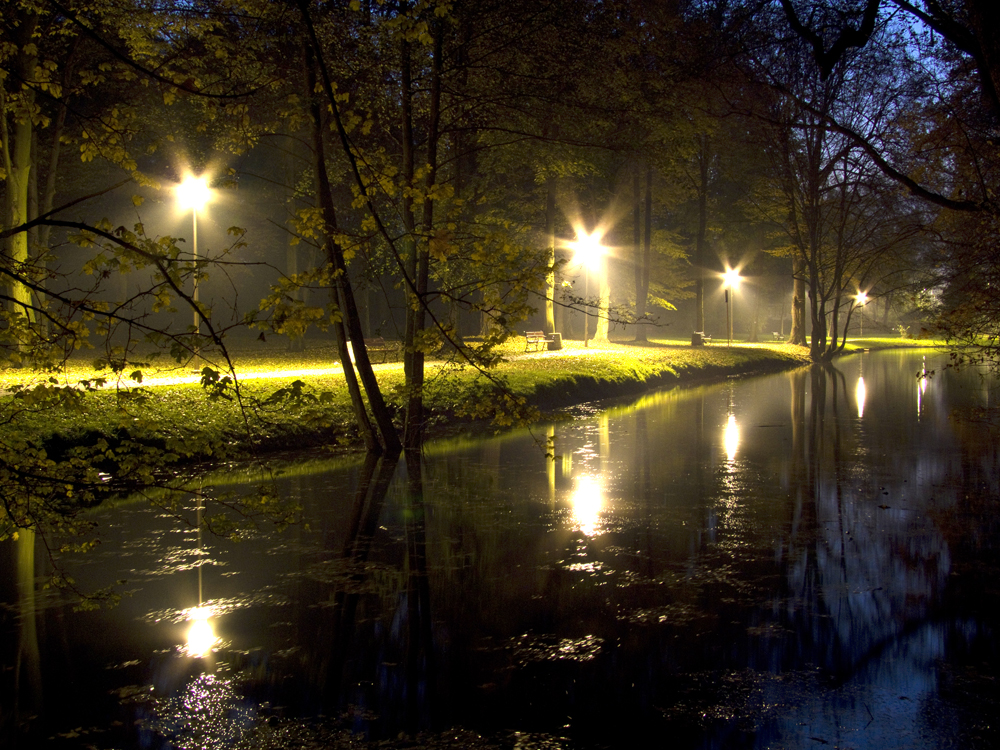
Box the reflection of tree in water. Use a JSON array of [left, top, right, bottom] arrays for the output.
[[777, 364, 950, 677], [300, 448, 434, 739], [0, 529, 42, 745]]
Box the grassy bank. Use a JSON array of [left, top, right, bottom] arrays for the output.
[[0, 335, 940, 462]]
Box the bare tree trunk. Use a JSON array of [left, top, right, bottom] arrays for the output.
[[632, 165, 646, 342], [694, 136, 710, 336], [790, 259, 806, 344], [544, 175, 556, 334], [1, 11, 40, 335], [285, 136, 306, 354], [748, 286, 761, 342]]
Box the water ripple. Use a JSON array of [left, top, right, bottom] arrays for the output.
[[504, 633, 604, 664]]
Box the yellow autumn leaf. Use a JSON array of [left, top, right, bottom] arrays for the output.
[[429, 229, 453, 262]]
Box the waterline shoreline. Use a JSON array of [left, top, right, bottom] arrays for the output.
[[1, 338, 939, 465]]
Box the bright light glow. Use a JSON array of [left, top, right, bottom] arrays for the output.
[[856, 376, 867, 419], [723, 268, 742, 289], [176, 175, 212, 212], [184, 606, 218, 658], [568, 228, 608, 273], [723, 413, 740, 462], [856, 291, 868, 306], [918, 362, 928, 416], [569, 474, 604, 537]]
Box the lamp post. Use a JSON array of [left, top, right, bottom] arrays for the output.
[[855, 291, 868, 337], [723, 268, 741, 347], [571, 229, 607, 348], [176, 175, 212, 336]]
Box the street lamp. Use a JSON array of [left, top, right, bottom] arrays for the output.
[[723, 267, 741, 347], [855, 291, 868, 337], [175, 175, 213, 336], [570, 229, 607, 348]]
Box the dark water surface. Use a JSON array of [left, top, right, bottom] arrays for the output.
[[4, 349, 1000, 749]]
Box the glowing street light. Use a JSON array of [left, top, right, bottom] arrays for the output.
[[175, 175, 213, 336], [572, 230, 606, 274], [723, 268, 741, 347], [855, 291, 869, 337], [569, 228, 608, 348]]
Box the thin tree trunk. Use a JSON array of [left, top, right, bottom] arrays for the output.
[[399, 30, 423, 450], [403, 19, 442, 451], [28, 129, 38, 265], [642, 167, 652, 334], [305, 44, 399, 453], [593, 276, 610, 342], [305, 52, 377, 452], [37, 35, 78, 254]]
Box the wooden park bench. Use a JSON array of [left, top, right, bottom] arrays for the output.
[[524, 331, 553, 351], [367, 336, 400, 363], [692, 331, 712, 346], [772, 331, 784, 341], [348, 337, 399, 364]]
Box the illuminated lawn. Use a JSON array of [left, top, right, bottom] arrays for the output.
[[0, 335, 942, 461]]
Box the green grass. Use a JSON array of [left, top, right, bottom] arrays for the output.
[[0, 334, 943, 462]]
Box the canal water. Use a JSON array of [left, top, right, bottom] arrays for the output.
[[3, 349, 1000, 749]]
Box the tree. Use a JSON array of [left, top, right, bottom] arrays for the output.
[[766, 0, 1000, 367], [0, 0, 304, 550], [736, 1, 933, 358]]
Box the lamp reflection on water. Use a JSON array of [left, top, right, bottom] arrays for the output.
[[183, 489, 218, 659], [184, 606, 218, 658], [918, 357, 929, 417], [723, 413, 740, 463], [856, 376, 867, 419], [570, 475, 604, 537]]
